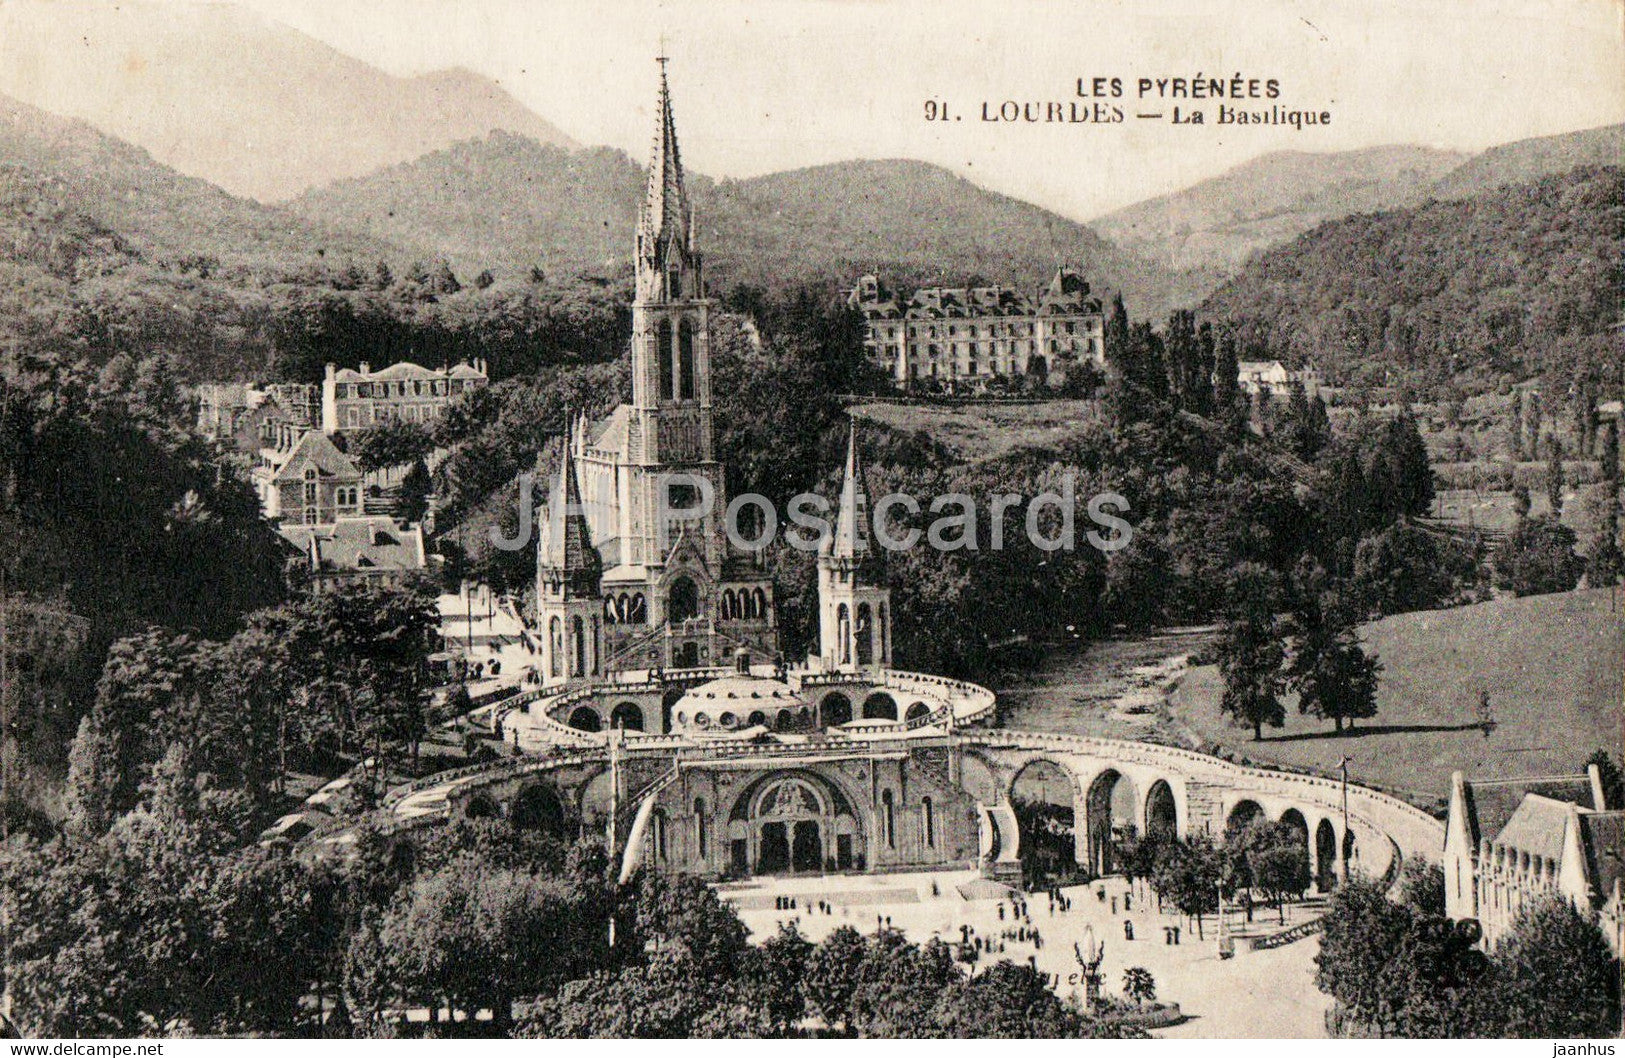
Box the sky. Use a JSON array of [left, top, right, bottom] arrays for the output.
[[24, 0, 1625, 218]]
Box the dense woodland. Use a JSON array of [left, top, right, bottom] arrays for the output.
[[1201, 166, 1623, 395]]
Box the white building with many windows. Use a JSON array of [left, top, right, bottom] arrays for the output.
[[848, 268, 1104, 387]]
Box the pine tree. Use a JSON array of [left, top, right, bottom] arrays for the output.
[[1545, 437, 1566, 516]]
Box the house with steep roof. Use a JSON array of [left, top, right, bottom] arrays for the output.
[[280, 515, 428, 593], [1236, 359, 1323, 399], [251, 421, 363, 526], [1443, 766, 1622, 955], [321, 358, 489, 436]]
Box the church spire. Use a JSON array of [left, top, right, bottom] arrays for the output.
[[638, 55, 693, 263], [826, 417, 873, 560], [542, 434, 601, 597]]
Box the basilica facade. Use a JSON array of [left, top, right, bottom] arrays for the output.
[[534, 64, 780, 682]]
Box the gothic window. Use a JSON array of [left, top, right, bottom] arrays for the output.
[[549, 617, 562, 678], [678, 318, 697, 400], [836, 604, 851, 665], [753, 588, 768, 621], [878, 603, 888, 661], [882, 789, 896, 849], [653, 809, 668, 860], [628, 594, 647, 624], [855, 603, 874, 666], [695, 798, 708, 858], [658, 320, 675, 399], [923, 797, 936, 848], [571, 615, 586, 676], [668, 576, 699, 624]]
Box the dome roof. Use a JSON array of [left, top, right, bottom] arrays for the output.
[[670, 674, 810, 734]]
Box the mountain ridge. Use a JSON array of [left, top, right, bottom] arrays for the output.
[[0, 0, 577, 202]]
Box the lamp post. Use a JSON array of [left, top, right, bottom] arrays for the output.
[[1338, 756, 1352, 881]]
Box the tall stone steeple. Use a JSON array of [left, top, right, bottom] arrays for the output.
[[537, 433, 604, 684], [636, 57, 698, 302], [625, 56, 720, 571], [818, 419, 891, 670]]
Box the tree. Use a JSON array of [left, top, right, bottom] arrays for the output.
[[1121, 966, 1157, 1005], [1492, 897, 1620, 1038], [1242, 820, 1312, 921], [802, 925, 867, 1033], [1494, 515, 1584, 597], [353, 421, 434, 474], [396, 457, 433, 524], [750, 921, 812, 1034], [1546, 438, 1567, 516], [1600, 420, 1620, 483], [1586, 749, 1624, 810], [1287, 580, 1381, 732], [1216, 564, 1286, 740]]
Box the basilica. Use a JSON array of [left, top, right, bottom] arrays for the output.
[[533, 61, 803, 682]]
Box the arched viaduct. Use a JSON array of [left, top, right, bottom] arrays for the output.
[[364, 725, 1444, 892]]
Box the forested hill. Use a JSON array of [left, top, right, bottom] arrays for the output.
[[1197, 165, 1623, 391], [0, 93, 389, 268], [1432, 123, 1625, 201], [288, 133, 1182, 315]]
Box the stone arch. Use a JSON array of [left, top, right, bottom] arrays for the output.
[[511, 783, 566, 835], [746, 709, 769, 728], [1226, 798, 1266, 841], [819, 692, 852, 727], [609, 701, 644, 731], [1145, 779, 1178, 841], [1010, 758, 1081, 888], [1315, 818, 1338, 891], [905, 701, 932, 723], [668, 575, 700, 625], [1279, 808, 1311, 891], [465, 792, 499, 820], [1086, 769, 1137, 876], [568, 705, 601, 732], [861, 692, 898, 721]]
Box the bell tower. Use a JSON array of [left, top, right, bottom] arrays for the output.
[[630, 57, 714, 469], [818, 420, 892, 671]]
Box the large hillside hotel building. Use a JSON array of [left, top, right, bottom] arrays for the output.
[[847, 270, 1105, 386], [321, 358, 490, 435]]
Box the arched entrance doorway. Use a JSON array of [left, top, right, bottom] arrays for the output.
[[1085, 769, 1137, 876], [904, 701, 932, 723], [568, 705, 601, 732], [819, 692, 852, 728], [1315, 818, 1338, 891], [1145, 779, 1177, 842], [753, 777, 829, 874], [609, 701, 644, 731], [1010, 759, 1079, 889]]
